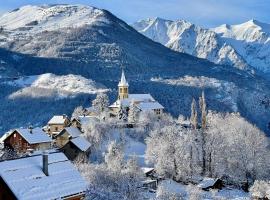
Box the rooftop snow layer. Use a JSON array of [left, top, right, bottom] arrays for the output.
[[58, 127, 81, 138], [70, 136, 91, 152], [12, 128, 52, 144], [137, 102, 164, 111], [48, 115, 68, 124], [0, 152, 87, 200]]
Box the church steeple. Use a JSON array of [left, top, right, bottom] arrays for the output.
[[118, 70, 129, 99]]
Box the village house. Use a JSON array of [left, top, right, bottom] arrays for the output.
[[0, 151, 87, 200], [61, 136, 91, 161], [3, 128, 52, 153], [197, 177, 223, 191], [47, 115, 70, 137], [109, 70, 164, 116], [55, 127, 82, 148], [70, 118, 82, 130]]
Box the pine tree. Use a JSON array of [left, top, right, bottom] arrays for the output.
[[118, 102, 127, 121], [190, 98, 198, 129], [199, 91, 207, 130]]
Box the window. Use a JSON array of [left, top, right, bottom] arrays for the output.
[[124, 88, 127, 93], [14, 133, 17, 138], [55, 127, 58, 131]]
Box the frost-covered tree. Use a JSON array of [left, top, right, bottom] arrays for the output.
[[146, 125, 202, 182], [118, 103, 128, 121], [190, 98, 198, 129], [105, 141, 124, 171], [92, 93, 109, 115], [156, 185, 184, 200], [71, 106, 85, 119], [199, 91, 207, 130], [250, 180, 270, 199], [128, 100, 138, 123]]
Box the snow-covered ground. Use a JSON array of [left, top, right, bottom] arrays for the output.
[[6, 73, 109, 99], [159, 179, 250, 200]]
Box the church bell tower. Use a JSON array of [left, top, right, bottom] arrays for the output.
[[118, 70, 129, 100]]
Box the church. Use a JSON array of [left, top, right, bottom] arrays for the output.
[[109, 70, 164, 116]]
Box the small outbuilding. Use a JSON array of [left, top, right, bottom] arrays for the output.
[[55, 127, 82, 148], [47, 115, 70, 137], [197, 177, 223, 191], [61, 136, 91, 161]]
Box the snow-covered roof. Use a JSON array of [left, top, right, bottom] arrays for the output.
[[8, 128, 52, 144], [48, 115, 69, 124], [137, 102, 164, 111], [70, 136, 91, 152], [142, 167, 155, 174], [0, 152, 87, 200], [57, 127, 81, 138], [118, 70, 129, 87], [109, 93, 156, 108], [198, 177, 220, 189]]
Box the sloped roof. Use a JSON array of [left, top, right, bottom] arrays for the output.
[[57, 127, 81, 138], [48, 115, 69, 124], [70, 136, 91, 152], [198, 177, 220, 189], [137, 102, 164, 111], [0, 152, 87, 200], [8, 128, 52, 144], [109, 93, 155, 108]]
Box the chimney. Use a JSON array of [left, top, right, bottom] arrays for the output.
[[42, 151, 49, 176], [28, 125, 33, 134]]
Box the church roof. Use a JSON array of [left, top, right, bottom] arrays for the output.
[[137, 102, 164, 111], [118, 70, 129, 87]]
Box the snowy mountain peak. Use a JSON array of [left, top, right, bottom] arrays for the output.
[[0, 4, 108, 31]]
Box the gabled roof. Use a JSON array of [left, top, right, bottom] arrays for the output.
[[198, 177, 221, 189], [70, 136, 91, 152], [0, 152, 87, 200], [137, 102, 164, 111], [57, 127, 81, 138], [109, 93, 156, 108], [6, 128, 52, 144], [48, 115, 69, 124]]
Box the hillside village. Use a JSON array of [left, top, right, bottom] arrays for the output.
[[0, 70, 270, 199]]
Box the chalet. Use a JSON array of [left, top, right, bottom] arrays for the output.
[[0, 151, 87, 200], [55, 127, 82, 148], [61, 136, 91, 161], [70, 118, 82, 130], [109, 70, 164, 116], [197, 177, 223, 191], [47, 115, 70, 137], [3, 128, 52, 153]]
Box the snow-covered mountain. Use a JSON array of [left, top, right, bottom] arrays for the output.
[[213, 20, 270, 73], [132, 18, 270, 74], [0, 5, 270, 135]]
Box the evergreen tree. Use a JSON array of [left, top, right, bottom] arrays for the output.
[[199, 91, 207, 130], [190, 98, 198, 129], [118, 102, 128, 121]]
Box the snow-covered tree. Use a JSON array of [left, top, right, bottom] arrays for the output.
[[92, 93, 109, 115], [199, 91, 207, 130], [105, 141, 124, 171], [156, 185, 184, 200], [190, 98, 198, 129], [71, 106, 85, 119], [250, 180, 270, 199], [118, 103, 128, 121], [128, 100, 138, 123]]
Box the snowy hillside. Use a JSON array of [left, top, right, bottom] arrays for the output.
[[0, 4, 270, 135], [6, 73, 108, 98], [133, 18, 270, 74]]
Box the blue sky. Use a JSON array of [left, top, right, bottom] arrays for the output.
[[1, 0, 270, 27]]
